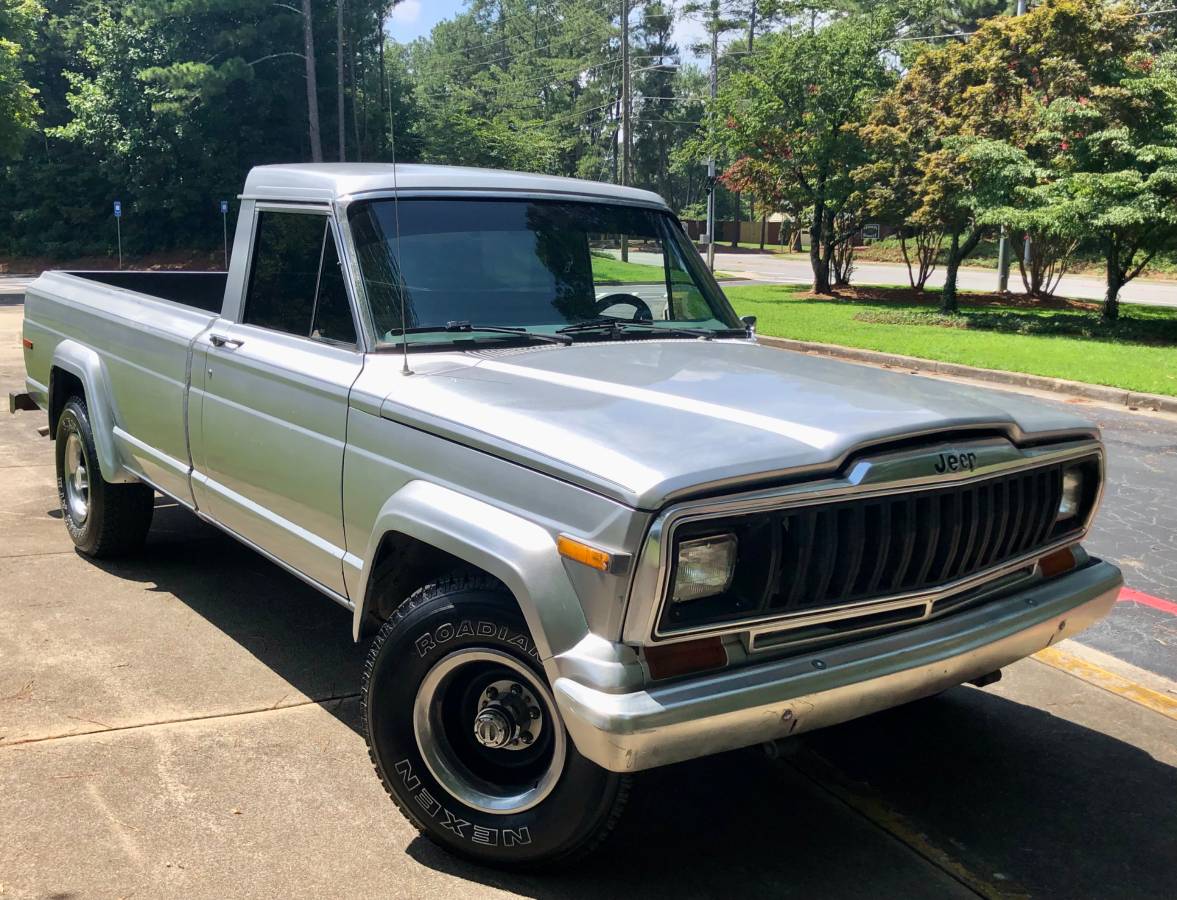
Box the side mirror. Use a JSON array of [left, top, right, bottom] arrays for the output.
[[741, 315, 757, 339]]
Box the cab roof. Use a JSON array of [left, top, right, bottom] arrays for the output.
[[242, 163, 669, 208]]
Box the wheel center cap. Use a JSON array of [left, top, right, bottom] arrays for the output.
[[473, 707, 514, 749]]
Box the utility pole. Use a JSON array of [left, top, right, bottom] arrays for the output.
[[706, 2, 718, 272], [621, 0, 631, 261], [998, 0, 1028, 291], [744, 1, 757, 251]]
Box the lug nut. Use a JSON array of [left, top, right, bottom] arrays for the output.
[[510, 683, 523, 695], [528, 706, 540, 720], [520, 730, 534, 744], [486, 686, 499, 700]]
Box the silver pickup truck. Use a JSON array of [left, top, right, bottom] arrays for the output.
[[12, 164, 1121, 868]]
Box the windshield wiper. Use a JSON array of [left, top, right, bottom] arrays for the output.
[[404, 321, 572, 346], [557, 319, 718, 340]]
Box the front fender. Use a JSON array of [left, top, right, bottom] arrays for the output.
[[353, 480, 590, 661], [51, 340, 134, 484]]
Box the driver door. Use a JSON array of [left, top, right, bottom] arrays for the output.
[[194, 207, 364, 597]]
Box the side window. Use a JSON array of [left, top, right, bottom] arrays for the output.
[[244, 212, 323, 336], [311, 230, 357, 345], [244, 211, 357, 346]]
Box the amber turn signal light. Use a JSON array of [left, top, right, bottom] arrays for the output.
[[645, 637, 728, 681], [1039, 546, 1077, 579], [557, 535, 612, 572]]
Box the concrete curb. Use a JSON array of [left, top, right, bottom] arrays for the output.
[[757, 335, 1177, 415]]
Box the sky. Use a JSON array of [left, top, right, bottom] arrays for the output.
[[387, 1, 712, 64]]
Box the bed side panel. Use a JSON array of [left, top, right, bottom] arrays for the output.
[[23, 272, 216, 500]]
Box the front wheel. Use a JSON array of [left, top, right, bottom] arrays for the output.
[[361, 574, 630, 868]]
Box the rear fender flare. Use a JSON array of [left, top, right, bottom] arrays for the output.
[[51, 341, 133, 483], [353, 480, 589, 663]]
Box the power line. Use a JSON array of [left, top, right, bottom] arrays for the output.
[[414, 15, 614, 80], [415, 57, 621, 103]]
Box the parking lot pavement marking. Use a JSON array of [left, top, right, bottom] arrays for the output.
[[1033, 645, 1177, 721], [1118, 586, 1177, 616]]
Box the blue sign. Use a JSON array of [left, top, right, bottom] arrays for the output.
[[113, 201, 122, 218], [220, 200, 229, 215]]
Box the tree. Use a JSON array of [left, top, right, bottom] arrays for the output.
[[1043, 50, 1177, 320], [697, 11, 896, 292], [406, 0, 616, 175], [0, 0, 42, 160], [867, 0, 1143, 311]]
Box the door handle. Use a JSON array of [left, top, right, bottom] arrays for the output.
[[209, 333, 244, 349]]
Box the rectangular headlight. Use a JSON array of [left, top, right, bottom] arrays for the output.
[[1057, 466, 1084, 522], [672, 534, 737, 603]]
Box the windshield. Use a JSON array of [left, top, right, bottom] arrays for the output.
[[347, 197, 741, 347]]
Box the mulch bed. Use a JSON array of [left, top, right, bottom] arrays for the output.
[[796, 285, 1101, 312]]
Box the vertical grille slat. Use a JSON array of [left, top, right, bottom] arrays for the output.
[[834, 505, 866, 602], [808, 509, 840, 605], [779, 510, 816, 610], [986, 478, 1012, 568], [949, 485, 979, 581], [755, 461, 1083, 618], [889, 496, 919, 592], [998, 475, 1026, 561], [911, 495, 941, 586], [860, 502, 891, 596]]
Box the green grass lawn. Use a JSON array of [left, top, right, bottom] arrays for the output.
[[724, 283, 1177, 397], [591, 254, 667, 283], [588, 252, 734, 281]]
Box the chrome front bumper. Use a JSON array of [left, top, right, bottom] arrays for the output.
[[554, 560, 1122, 773]]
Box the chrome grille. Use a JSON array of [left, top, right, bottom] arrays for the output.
[[654, 454, 1100, 638], [767, 462, 1064, 614]]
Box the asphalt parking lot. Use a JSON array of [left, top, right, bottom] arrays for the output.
[[1, 296, 1175, 899]]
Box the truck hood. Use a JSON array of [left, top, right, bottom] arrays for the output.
[[376, 340, 1094, 509]]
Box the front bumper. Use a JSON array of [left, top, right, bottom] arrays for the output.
[[554, 560, 1122, 773]]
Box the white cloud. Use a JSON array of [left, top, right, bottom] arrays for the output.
[[391, 0, 422, 24]]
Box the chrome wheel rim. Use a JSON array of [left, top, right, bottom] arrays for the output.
[[63, 432, 90, 524], [413, 648, 566, 815]]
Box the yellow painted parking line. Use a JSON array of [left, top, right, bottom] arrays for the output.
[[1033, 646, 1177, 721], [781, 748, 1028, 900]]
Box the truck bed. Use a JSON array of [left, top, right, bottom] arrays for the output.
[[22, 269, 225, 504], [68, 271, 227, 313]]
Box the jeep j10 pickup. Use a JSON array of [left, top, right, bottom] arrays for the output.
[[12, 164, 1122, 868]]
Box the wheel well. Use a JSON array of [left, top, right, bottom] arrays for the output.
[[48, 367, 85, 435], [358, 531, 516, 639]]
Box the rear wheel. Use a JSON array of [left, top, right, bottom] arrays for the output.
[[362, 574, 629, 868], [55, 397, 154, 557]]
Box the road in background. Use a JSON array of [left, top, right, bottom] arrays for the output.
[[711, 250, 1177, 307]]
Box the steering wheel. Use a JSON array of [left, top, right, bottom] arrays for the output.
[[592, 293, 654, 322]]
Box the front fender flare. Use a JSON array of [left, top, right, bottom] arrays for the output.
[[51, 341, 133, 484], [353, 480, 590, 662]]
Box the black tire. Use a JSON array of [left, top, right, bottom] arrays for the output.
[[55, 396, 154, 558], [362, 574, 630, 869]]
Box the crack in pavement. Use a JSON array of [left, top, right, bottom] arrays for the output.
[[0, 692, 361, 749]]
